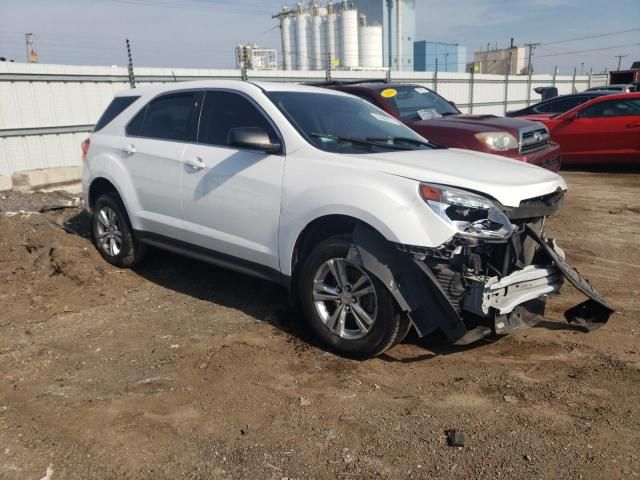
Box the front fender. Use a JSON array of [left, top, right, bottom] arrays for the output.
[[278, 174, 457, 276]]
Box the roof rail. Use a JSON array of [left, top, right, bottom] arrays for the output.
[[305, 78, 389, 87]]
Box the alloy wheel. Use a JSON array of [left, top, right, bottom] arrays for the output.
[[96, 206, 123, 257], [312, 258, 378, 340]]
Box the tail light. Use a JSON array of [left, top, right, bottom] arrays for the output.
[[81, 138, 90, 160]]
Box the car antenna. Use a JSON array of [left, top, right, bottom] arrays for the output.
[[171, 70, 177, 82]]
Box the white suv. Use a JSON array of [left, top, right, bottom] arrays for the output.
[[82, 80, 612, 358]]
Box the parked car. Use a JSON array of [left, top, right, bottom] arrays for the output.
[[318, 81, 561, 171], [518, 93, 640, 165], [82, 81, 612, 358], [506, 91, 612, 117], [585, 84, 639, 93]]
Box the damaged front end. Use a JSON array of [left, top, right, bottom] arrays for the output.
[[348, 187, 614, 345]]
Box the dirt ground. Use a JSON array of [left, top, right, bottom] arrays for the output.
[[0, 170, 639, 480]]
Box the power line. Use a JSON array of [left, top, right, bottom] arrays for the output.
[[539, 27, 640, 47], [537, 43, 640, 58]]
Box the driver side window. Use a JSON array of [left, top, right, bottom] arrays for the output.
[[580, 99, 640, 118], [197, 91, 278, 147]]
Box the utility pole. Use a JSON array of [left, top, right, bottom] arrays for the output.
[[524, 42, 540, 75], [580, 62, 584, 75], [444, 52, 449, 72], [25, 33, 34, 63], [614, 55, 627, 70]]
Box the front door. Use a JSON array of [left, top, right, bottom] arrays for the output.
[[553, 97, 640, 164], [181, 90, 285, 272]]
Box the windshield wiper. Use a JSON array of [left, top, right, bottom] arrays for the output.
[[365, 136, 437, 149], [309, 133, 415, 151]]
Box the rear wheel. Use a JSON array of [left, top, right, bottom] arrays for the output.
[[299, 235, 403, 358], [92, 193, 146, 267]]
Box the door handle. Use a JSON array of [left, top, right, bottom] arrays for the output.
[[185, 156, 206, 170], [626, 121, 640, 128], [123, 144, 136, 155]]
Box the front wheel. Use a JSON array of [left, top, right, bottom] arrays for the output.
[[298, 235, 406, 358]]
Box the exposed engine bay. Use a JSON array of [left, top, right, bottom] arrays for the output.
[[347, 190, 614, 345]]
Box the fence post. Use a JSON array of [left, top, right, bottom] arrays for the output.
[[526, 67, 532, 106], [571, 67, 577, 93], [325, 51, 332, 82], [241, 46, 248, 81], [469, 67, 475, 114], [588, 67, 593, 89], [434, 58, 438, 92], [503, 69, 509, 115], [126, 38, 136, 88]]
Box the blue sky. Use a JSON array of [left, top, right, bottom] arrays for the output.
[[0, 0, 638, 74]]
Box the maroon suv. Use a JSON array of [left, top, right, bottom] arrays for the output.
[[321, 81, 561, 171]]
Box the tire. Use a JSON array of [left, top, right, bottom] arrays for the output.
[[298, 235, 403, 359], [392, 315, 413, 347], [91, 192, 146, 268]]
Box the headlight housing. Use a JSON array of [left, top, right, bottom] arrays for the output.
[[475, 131, 518, 151], [420, 183, 514, 240]]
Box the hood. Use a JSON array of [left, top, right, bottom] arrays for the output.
[[517, 114, 555, 122], [407, 114, 543, 134], [358, 148, 566, 207]]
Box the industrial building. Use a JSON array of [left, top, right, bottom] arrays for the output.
[[274, 0, 414, 71], [413, 41, 467, 73], [235, 43, 278, 70], [471, 45, 525, 75]]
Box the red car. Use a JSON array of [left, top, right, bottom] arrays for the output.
[[519, 93, 640, 166], [319, 81, 561, 171]]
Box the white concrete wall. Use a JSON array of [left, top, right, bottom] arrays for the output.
[[0, 62, 608, 177]]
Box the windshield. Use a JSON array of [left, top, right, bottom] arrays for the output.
[[377, 85, 459, 121], [266, 91, 432, 154]]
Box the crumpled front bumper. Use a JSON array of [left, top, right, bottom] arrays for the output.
[[463, 264, 564, 317], [347, 222, 614, 346]]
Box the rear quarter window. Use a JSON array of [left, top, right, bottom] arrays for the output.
[[126, 93, 199, 142], [93, 96, 139, 132]]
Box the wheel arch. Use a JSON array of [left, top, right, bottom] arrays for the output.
[[88, 177, 121, 210], [287, 213, 389, 284]]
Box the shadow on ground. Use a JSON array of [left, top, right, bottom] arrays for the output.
[[61, 210, 581, 363]]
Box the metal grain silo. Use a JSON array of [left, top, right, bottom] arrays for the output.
[[325, 2, 338, 67], [294, 6, 309, 70], [338, 2, 359, 68], [311, 5, 322, 70], [358, 18, 383, 69], [281, 14, 293, 70]]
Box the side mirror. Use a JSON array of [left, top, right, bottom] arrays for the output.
[[448, 100, 457, 109], [563, 110, 578, 121], [228, 127, 281, 154]]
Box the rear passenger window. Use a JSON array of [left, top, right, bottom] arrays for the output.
[[198, 91, 278, 147], [127, 93, 198, 141], [94, 96, 139, 132]]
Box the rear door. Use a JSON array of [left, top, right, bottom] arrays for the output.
[[180, 90, 285, 272], [122, 91, 201, 238], [553, 97, 640, 164]]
